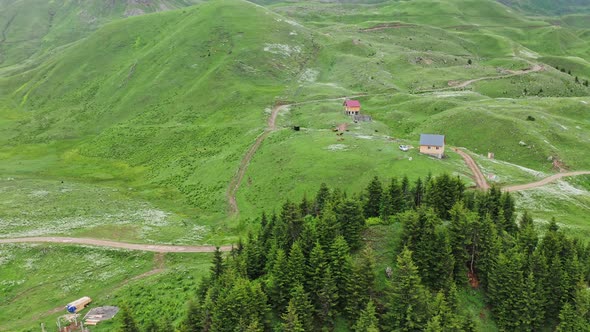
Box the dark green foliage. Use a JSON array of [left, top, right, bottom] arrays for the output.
[[210, 278, 268, 331], [211, 247, 224, 280], [329, 236, 354, 311], [335, 198, 365, 251], [317, 206, 340, 250], [353, 300, 379, 332], [118, 305, 140, 332], [413, 177, 425, 207], [287, 242, 306, 287], [424, 174, 464, 220], [280, 300, 305, 332], [314, 183, 331, 216], [268, 249, 290, 311], [288, 284, 314, 332], [364, 176, 383, 218], [181, 178, 587, 332], [386, 247, 431, 331]]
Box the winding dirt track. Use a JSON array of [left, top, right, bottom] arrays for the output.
[[226, 104, 288, 215], [226, 93, 379, 216], [504, 171, 590, 192], [0, 237, 232, 252], [418, 64, 544, 93], [453, 148, 490, 190]]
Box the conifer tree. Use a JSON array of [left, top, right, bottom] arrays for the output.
[[281, 200, 303, 249], [299, 193, 312, 217], [281, 300, 305, 332], [307, 242, 326, 302], [386, 247, 431, 331], [317, 206, 340, 250], [245, 232, 265, 280], [413, 177, 425, 207], [268, 249, 290, 311], [448, 202, 478, 285], [118, 305, 140, 332], [287, 242, 306, 287], [364, 176, 383, 218], [211, 247, 224, 280], [353, 300, 379, 332], [329, 235, 354, 311], [182, 300, 201, 332], [557, 302, 582, 332], [381, 178, 405, 220], [317, 266, 339, 328], [314, 183, 331, 216], [401, 175, 412, 209], [335, 198, 365, 250], [488, 249, 529, 330], [289, 284, 314, 332]]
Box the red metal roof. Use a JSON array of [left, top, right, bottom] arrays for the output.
[[343, 100, 361, 107]]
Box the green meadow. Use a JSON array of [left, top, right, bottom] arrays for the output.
[[0, 0, 590, 329]]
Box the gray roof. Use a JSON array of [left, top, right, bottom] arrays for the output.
[[420, 134, 445, 146]]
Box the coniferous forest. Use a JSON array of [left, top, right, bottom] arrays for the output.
[[126, 174, 590, 332]]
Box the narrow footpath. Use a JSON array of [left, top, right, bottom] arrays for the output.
[[0, 237, 232, 252]]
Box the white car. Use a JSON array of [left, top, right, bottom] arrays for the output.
[[399, 145, 409, 152]]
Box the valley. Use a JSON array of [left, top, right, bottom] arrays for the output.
[[1, 0, 590, 330]]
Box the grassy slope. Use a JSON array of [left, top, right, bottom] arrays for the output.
[[0, 243, 212, 331], [0, 1, 590, 329], [0, 0, 317, 241], [0, 0, 200, 70]]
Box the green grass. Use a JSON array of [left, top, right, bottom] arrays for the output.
[[0, 243, 212, 332], [0, 0, 590, 328]]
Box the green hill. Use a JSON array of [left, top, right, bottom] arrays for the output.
[[0, 0, 200, 70], [2, 0, 590, 330]]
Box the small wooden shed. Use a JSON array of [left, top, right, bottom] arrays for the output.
[[343, 100, 361, 115], [419, 134, 445, 158]]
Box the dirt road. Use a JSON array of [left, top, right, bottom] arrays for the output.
[[226, 104, 289, 215], [418, 64, 544, 93], [226, 93, 379, 216], [453, 148, 490, 190], [503, 171, 590, 192], [0, 237, 232, 252]]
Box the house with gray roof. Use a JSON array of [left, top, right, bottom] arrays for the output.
[[419, 134, 445, 158]]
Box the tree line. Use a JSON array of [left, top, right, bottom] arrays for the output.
[[118, 174, 590, 331]]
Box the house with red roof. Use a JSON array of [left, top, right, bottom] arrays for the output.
[[343, 99, 361, 115]]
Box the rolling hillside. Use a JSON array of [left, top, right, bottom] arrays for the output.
[[1, 0, 590, 330], [0, 0, 200, 70]]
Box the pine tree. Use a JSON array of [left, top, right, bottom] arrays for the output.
[[287, 242, 306, 287], [317, 266, 339, 328], [317, 206, 340, 251], [307, 242, 326, 303], [413, 177, 425, 207], [401, 175, 412, 209], [268, 249, 290, 311], [281, 200, 303, 249], [281, 299, 305, 332], [118, 305, 140, 332], [289, 284, 314, 332], [381, 178, 404, 220], [386, 247, 431, 331], [182, 300, 201, 332], [314, 183, 331, 216], [364, 176, 383, 218], [557, 302, 582, 332], [245, 232, 265, 280], [299, 193, 312, 217], [335, 198, 365, 251], [211, 247, 224, 280], [329, 235, 354, 311], [353, 300, 379, 332], [448, 202, 478, 285], [487, 249, 528, 330]]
